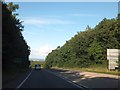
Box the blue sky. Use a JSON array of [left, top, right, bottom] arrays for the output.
[[14, 2, 118, 60]]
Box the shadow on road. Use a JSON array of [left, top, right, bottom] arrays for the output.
[[49, 68, 119, 89]]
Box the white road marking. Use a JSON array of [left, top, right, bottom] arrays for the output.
[[16, 69, 33, 89], [45, 70, 89, 89], [73, 80, 77, 82]]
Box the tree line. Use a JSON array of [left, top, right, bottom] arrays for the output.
[[45, 15, 120, 68], [2, 2, 30, 72]]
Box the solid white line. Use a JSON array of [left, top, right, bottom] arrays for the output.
[[45, 70, 87, 89], [16, 69, 33, 89]]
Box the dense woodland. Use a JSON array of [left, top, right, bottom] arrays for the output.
[[45, 15, 120, 68], [2, 2, 30, 72]]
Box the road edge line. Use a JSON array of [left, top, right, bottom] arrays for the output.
[[45, 69, 89, 89], [16, 69, 33, 89]]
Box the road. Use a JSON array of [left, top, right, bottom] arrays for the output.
[[3, 69, 119, 89], [50, 69, 119, 89], [14, 69, 87, 89]]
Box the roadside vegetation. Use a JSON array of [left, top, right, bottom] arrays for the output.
[[45, 14, 120, 75], [2, 2, 30, 83], [30, 61, 45, 68], [51, 64, 119, 75]]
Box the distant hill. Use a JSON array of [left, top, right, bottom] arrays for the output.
[[29, 59, 45, 68], [29, 58, 45, 61]]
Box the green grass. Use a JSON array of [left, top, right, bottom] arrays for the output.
[[73, 68, 119, 75], [45, 60, 119, 75], [51, 65, 119, 75]]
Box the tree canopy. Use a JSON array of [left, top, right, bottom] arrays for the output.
[[2, 2, 30, 72], [45, 15, 120, 68]]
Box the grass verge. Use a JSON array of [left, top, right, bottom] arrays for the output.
[[51, 66, 119, 75]]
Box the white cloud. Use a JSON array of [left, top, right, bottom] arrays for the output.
[[29, 45, 55, 59], [22, 14, 97, 26], [23, 17, 72, 25], [71, 14, 98, 17]]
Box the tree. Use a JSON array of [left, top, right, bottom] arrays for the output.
[[45, 14, 119, 69], [88, 39, 103, 64], [7, 2, 19, 13], [2, 2, 30, 72]]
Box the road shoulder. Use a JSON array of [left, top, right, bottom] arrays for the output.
[[2, 69, 32, 89], [49, 68, 119, 88]]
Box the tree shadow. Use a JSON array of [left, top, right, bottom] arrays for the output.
[[77, 77, 119, 89], [51, 68, 119, 89]]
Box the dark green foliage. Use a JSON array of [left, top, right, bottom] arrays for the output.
[[118, 54, 120, 67], [45, 15, 120, 68], [2, 2, 30, 72]]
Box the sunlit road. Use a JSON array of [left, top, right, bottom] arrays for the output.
[[18, 69, 86, 89]]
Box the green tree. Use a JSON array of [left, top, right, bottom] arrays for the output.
[[2, 2, 30, 72], [45, 15, 120, 69], [88, 39, 103, 64]]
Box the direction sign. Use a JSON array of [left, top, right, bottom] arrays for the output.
[[107, 49, 120, 70]]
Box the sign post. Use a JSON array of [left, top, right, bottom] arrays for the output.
[[107, 49, 120, 70]]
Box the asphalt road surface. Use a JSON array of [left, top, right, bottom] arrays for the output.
[[15, 69, 87, 89]]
